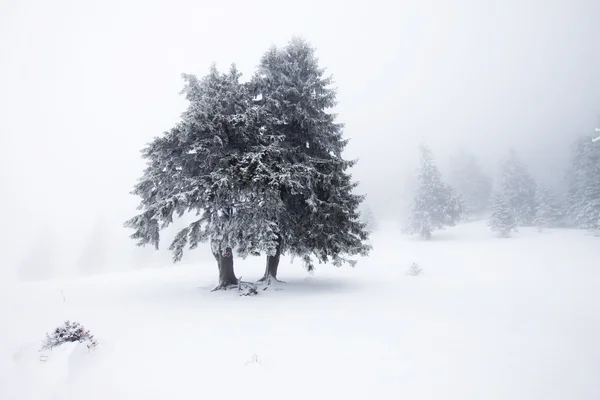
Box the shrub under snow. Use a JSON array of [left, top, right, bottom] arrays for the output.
[[40, 320, 98, 352], [406, 262, 423, 276]]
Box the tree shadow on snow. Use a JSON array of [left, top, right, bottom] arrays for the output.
[[261, 276, 362, 296], [196, 276, 361, 297]]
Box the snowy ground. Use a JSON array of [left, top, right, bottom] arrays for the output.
[[1, 221, 600, 400]]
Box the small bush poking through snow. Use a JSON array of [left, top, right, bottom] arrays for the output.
[[244, 353, 260, 366], [406, 262, 423, 276], [40, 321, 98, 351]]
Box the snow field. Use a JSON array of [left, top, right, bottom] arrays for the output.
[[1, 221, 600, 399]]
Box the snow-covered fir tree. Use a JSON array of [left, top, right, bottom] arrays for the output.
[[403, 145, 463, 239], [359, 204, 377, 233], [19, 226, 57, 281], [250, 37, 370, 279], [498, 149, 537, 226], [488, 192, 517, 237], [77, 217, 108, 276], [564, 137, 587, 227], [533, 184, 564, 231], [448, 151, 492, 219], [564, 135, 600, 232], [125, 64, 267, 290], [125, 39, 370, 288]]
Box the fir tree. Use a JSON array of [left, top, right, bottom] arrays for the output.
[[488, 192, 517, 237], [250, 37, 370, 280], [77, 217, 108, 276], [360, 204, 377, 233], [19, 225, 57, 281], [125, 39, 370, 288], [565, 135, 600, 232], [499, 149, 537, 226], [448, 151, 492, 219], [403, 145, 463, 239], [125, 64, 266, 290], [565, 137, 588, 227], [533, 184, 564, 231]]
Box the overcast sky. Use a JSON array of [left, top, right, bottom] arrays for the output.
[[1, 0, 599, 279]]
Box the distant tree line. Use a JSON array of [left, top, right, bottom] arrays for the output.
[[401, 132, 600, 239]]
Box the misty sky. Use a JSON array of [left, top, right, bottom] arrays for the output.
[[1, 0, 599, 278]]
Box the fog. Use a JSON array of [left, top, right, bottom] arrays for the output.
[[1, 0, 599, 280]]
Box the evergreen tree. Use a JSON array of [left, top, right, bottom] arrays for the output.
[[488, 192, 517, 237], [498, 149, 537, 226], [125, 64, 268, 290], [19, 225, 57, 281], [360, 204, 377, 233], [403, 145, 463, 239], [448, 151, 492, 219], [77, 217, 108, 276], [565, 137, 588, 227], [533, 184, 564, 231], [565, 135, 600, 232], [250, 38, 370, 281], [125, 39, 370, 288]]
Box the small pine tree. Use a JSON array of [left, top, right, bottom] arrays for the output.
[[565, 137, 590, 227], [499, 149, 537, 226], [403, 145, 463, 239], [77, 217, 108, 276], [533, 185, 564, 231], [448, 151, 492, 219], [19, 226, 57, 281], [489, 192, 517, 237], [564, 135, 600, 231], [406, 262, 423, 276], [360, 204, 377, 233], [532, 208, 547, 232]]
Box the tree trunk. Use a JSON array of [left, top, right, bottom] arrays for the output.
[[211, 247, 238, 291], [258, 237, 284, 284]]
